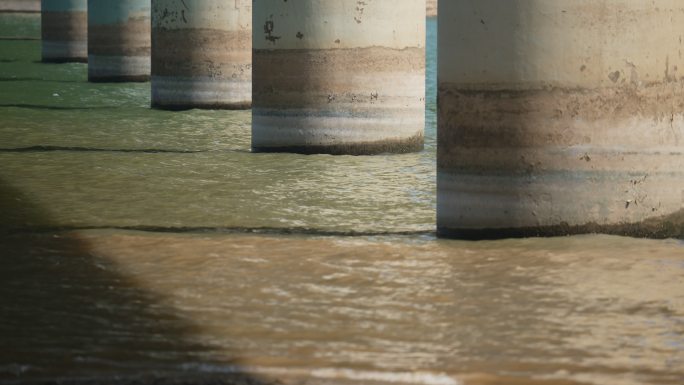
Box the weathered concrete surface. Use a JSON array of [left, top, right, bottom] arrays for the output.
[[151, 0, 251, 110], [41, 0, 87, 62], [87, 0, 150, 82], [252, 0, 426, 155], [426, 0, 437, 18], [0, 0, 39, 12], [438, 0, 684, 239]]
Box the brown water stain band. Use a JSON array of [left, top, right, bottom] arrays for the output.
[[41, 11, 87, 41], [253, 47, 424, 93], [152, 28, 251, 79], [438, 80, 684, 149], [88, 18, 150, 56]]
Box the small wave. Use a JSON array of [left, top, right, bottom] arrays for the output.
[[3, 225, 435, 238], [181, 363, 461, 385], [0, 146, 204, 154]]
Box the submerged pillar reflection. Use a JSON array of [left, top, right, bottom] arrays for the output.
[[41, 0, 87, 63], [87, 0, 151, 82], [150, 0, 252, 110], [251, 0, 426, 155], [437, 0, 684, 239]]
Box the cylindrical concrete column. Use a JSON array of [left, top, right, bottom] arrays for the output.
[[87, 0, 151, 82], [438, 0, 684, 239], [41, 0, 87, 63], [252, 0, 425, 155], [150, 0, 252, 110]]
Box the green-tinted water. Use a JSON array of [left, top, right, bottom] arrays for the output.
[[0, 23, 435, 233], [1, 15, 683, 385]]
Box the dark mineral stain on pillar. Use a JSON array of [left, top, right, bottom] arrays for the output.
[[41, 0, 87, 63], [252, 0, 426, 155], [151, 0, 252, 110], [437, 0, 684, 239], [87, 0, 151, 82]]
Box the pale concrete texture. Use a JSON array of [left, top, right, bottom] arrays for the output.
[[0, 0, 39, 12], [151, 0, 252, 110], [252, 0, 426, 155], [426, 0, 437, 17], [41, 0, 87, 62], [438, 0, 684, 239], [88, 0, 150, 82]]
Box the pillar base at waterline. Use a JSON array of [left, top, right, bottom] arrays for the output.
[[252, 111, 424, 155], [151, 77, 251, 110], [88, 55, 150, 82], [437, 171, 684, 240], [41, 5, 87, 63], [42, 41, 87, 63]]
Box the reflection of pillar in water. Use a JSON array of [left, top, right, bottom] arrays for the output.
[[438, 0, 684, 239], [41, 0, 87, 63], [151, 0, 252, 110], [87, 0, 150, 82], [252, 0, 425, 155]]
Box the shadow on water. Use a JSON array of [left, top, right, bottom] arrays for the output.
[[0, 179, 274, 384]]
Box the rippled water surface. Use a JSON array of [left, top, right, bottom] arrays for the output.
[[1, 15, 683, 385]]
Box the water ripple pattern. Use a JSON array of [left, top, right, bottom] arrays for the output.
[[0, 19, 438, 234]]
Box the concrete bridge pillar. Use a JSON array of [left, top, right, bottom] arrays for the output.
[[150, 0, 252, 110], [41, 0, 87, 62], [252, 0, 425, 155], [87, 0, 150, 82], [438, 0, 684, 239]]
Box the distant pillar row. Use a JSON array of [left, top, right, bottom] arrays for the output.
[[251, 0, 426, 155], [437, 0, 684, 239], [150, 0, 252, 110], [41, 0, 87, 63], [87, 0, 151, 82]]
